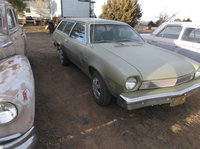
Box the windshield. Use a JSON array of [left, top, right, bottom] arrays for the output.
[[90, 24, 144, 43]]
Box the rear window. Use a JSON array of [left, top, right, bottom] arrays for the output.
[[57, 21, 67, 31], [182, 28, 200, 43]]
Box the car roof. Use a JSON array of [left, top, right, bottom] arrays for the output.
[[0, 0, 12, 6], [162, 22, 200, 28], [62, 18, 127, 25], [152, 22, 200, 35]]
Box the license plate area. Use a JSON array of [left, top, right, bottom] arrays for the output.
[[170, 95, 187, 107]]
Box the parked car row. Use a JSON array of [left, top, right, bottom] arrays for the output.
[[1, 1, 200, 148], [0, 1, 36, 149], [53, 18, 200, 111]]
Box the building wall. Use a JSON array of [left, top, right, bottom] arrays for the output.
[[23, 0, 91, 19], [61, 0, 90, 17], [50, 0, 62, 17]]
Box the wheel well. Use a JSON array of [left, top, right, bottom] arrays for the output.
[[88, 66, 98, 77], [56, 43, 61, 50]]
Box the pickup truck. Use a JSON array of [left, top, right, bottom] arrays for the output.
[[0, 1, 36, 149]]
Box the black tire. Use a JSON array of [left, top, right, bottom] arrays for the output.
[[59, 49, 70, 66], [91, 72, 112, 106]]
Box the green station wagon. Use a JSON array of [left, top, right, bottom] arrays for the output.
[[53, 18, 200, 110]]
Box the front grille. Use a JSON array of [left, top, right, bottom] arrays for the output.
[[140, 73, 194, 90]]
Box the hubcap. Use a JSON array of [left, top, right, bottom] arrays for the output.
[[92, 77, 101, 99], [59, 50, 64, 64]]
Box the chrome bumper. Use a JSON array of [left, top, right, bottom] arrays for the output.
[[0, 126, 37, 149], [118, 83, 200, 110]]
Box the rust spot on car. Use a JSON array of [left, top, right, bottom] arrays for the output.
[[0, 65, 8, 72], [22, 90, 28, 101], [108, 81, 116, 89], [8, 60, 14, 64], [4, 89, 18, 96], [10, 64, 21, 70]]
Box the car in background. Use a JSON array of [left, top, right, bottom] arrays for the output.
[[25, 16, 36, 25], [0, 1, 36, 148], [141, 22, 200, 62], [53, 18, 200, 110]]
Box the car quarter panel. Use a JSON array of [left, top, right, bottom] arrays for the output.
[[86, 44, 141, 96]]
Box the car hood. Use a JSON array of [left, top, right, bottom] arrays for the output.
[[0, 55, 35, 138], [98, 42, 198, 80]]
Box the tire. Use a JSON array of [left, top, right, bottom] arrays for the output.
[[59, 49, 70, 66], [91, 72, 112, 106]]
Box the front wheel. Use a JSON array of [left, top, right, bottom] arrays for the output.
[[91, 72, 112, 106], [59, 49, 70, 66]]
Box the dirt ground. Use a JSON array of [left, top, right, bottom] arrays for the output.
[[26, 30, 200, 149]]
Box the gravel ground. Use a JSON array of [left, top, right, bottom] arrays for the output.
[[26, 30, 200, 149]]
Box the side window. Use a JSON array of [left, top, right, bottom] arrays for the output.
[[7, 9, 16, 30], [12, 10, 18, 24], [63, 22, 75, 35], [157, 26, 182, 39], [70, 23, 86, 42], [57, 21, 67, 31], [182, 28, 200, 43]]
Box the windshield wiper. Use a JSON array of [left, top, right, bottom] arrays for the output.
[[94, 40, 112, 43], [116, 39, 134, 42]]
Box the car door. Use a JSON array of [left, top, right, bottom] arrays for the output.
[[7, 7, 25, 55], [61, 21, 75, 45], [150, 25, 182, 52], [64, 22, 88, 69], [53, 20, 68, 46], [60, 21, 75, 59]]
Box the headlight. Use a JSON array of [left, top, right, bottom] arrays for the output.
[[195, 70, 200, 79], [125, 77, 137, 90], [0, 102, 17, 124]]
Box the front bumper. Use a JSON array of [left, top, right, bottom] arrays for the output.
[[0, 126, 37, 149], [118, 81, 200, 110]]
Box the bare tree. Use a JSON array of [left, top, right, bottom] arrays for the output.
[[156, 11, 177, 26], [31, 0, 51, 18]]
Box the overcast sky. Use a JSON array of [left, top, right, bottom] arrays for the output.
[[94, 0, 200, 22]]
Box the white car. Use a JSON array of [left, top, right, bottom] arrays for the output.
[[141, 22, 200, 62]]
